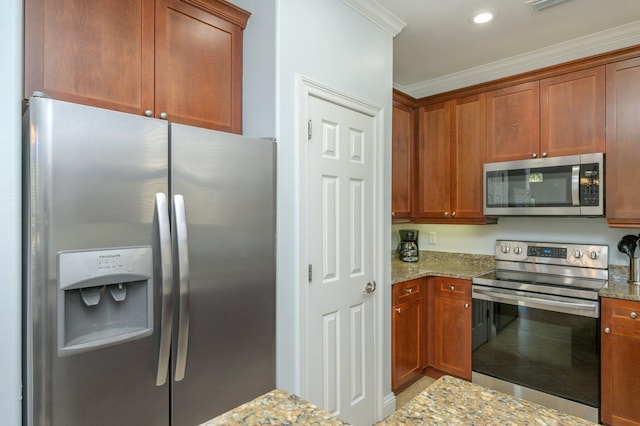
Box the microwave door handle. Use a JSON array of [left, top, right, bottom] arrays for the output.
[[571, 165, 580, 206]]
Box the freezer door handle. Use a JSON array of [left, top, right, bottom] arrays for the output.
[[155, 193, 173, 386], [173, 194, 190, 382]]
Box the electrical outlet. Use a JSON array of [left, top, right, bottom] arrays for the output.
[[429, 232, 437, 244]]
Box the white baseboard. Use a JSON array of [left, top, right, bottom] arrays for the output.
[[381, 391, 396, 420]]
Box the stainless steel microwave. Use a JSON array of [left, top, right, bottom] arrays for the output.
[[483, 153, 604, 216]]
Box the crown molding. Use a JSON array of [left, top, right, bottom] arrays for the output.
[[397, 20, 640, 98], [341, 0, 406, 36]]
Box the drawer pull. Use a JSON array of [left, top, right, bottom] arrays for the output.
[[464, 303, 469, 309], [450, 285, 455, 291], [395, 308, 401, 313], [604, 327, 611, 334], [631, 312, 638, 319], [405, 288, 413, 294]]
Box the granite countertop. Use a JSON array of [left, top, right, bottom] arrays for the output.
[[392, 250, 495, 284], [600, 264, 640, 302], [199, 389, 350, 425], [378, 375, 596, 426], [393, 252, 640, 303]]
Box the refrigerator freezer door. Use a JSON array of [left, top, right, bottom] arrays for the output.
[[24, 97, 170, 426], [169, 124, 276, 426]]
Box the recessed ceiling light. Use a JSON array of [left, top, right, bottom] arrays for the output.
[[472, 12, 494, 24]]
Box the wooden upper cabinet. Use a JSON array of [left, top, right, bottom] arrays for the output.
[[416, 102, 451, 219], [451, 94, 486, 221], [540, 66, 605, 157], [486, 81, 540, 163], [155, 0, 247, 132], [392, 92, 416, 221], [416, 95, 487, 223], [606, 57, 640, 227], [25, 0, 249, 133], [24, 0, 155, 115]]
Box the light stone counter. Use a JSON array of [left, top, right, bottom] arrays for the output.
[[200, 389, 350, 425], [601, 264, 640, 302], [392, 251, 495, 284], [377, 375, 596, 426]]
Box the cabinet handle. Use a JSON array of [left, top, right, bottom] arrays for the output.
[[542, 152, 548, 158], [532, 153, 537, 158], [452, 211, 456, 217], [464, 303, 469, 309], [395, 308, 401, 313], [391, 211, 395, 216], [160, 112, 168, 120], [604, 327, 611, 334], [444, 212, 449, 217], [144, 109, 153, 117], [450, 285, 455, 291], [405, 288, 413, 294], [631, 312, 638, 319]]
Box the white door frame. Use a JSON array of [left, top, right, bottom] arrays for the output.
[[298, 75, 385, 422]]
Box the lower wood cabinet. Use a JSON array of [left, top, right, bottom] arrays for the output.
[[429, 277, 472, 381], [391, 278, 427, 391], [601, 297, 640, 426]]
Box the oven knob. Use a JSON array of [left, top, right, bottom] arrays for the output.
[[589, 251, 599, 260], [573, 250, 583, 259], [501, 245, 510, 254], [514, 247, 523, 255]]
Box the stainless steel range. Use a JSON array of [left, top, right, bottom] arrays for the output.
[[471, 240, 608, 423]]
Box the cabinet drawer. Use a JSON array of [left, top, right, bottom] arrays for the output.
[[434, 277, 471, 300], [393, 279, 424, 305], [603, 297, 640, 337]]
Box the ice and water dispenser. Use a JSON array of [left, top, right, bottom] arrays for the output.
[[57, 246, 154, 356]]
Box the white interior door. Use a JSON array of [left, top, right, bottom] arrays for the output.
[[306, 92, 377, 426]]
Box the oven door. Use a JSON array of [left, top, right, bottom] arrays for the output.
[[471, 285, 600, 420]]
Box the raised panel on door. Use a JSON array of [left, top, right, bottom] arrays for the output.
[[155, 0, 248, 133], [392, 102, 415, 220], [417, 102, 451, 219], [540, 66, 605, 157], [307, 94, 376, 426], [486, 81, 540, 162], [451, 94, 486, 220], [433, 295, 471, 380], [601, 298, 640, 426], [606, 57, 640, 227], [392, 297, 422, 391], [25, 0, 155, 114]]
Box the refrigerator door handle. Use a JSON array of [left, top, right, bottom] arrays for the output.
[[173, 194, 190, 382], [155, 193, 173, 386]]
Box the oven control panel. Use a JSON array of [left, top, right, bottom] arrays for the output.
[[495, 240, 608, 269]]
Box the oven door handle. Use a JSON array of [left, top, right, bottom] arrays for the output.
[[472, 287, 599, 318]]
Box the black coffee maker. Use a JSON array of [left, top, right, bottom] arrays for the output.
[[397, 229, 419, 262]]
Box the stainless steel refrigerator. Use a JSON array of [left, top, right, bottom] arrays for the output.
[[23, 95, 276, 426]]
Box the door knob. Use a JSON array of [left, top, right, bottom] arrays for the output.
[[365, 281, 376, 294]]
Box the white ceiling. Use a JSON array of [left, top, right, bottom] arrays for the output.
[[374, 0, 640, 98]]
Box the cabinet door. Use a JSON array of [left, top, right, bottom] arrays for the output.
[[451, 94, 486, 220], [392, 297, 424, 391], [392, 101, 415, 220], [486, 81, 540, 162], [416, 102, 451, 219], [25, 0, 155, 115], [606, 57, 640, 227], [155, 0, 248, 133], [540, 67, 605, 157], [433, 278, 471, 380], [601, 298, 640, 426]]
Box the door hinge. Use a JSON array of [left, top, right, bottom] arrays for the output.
[[307, 119, 312, 140], [308, 264, 312, 282]]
